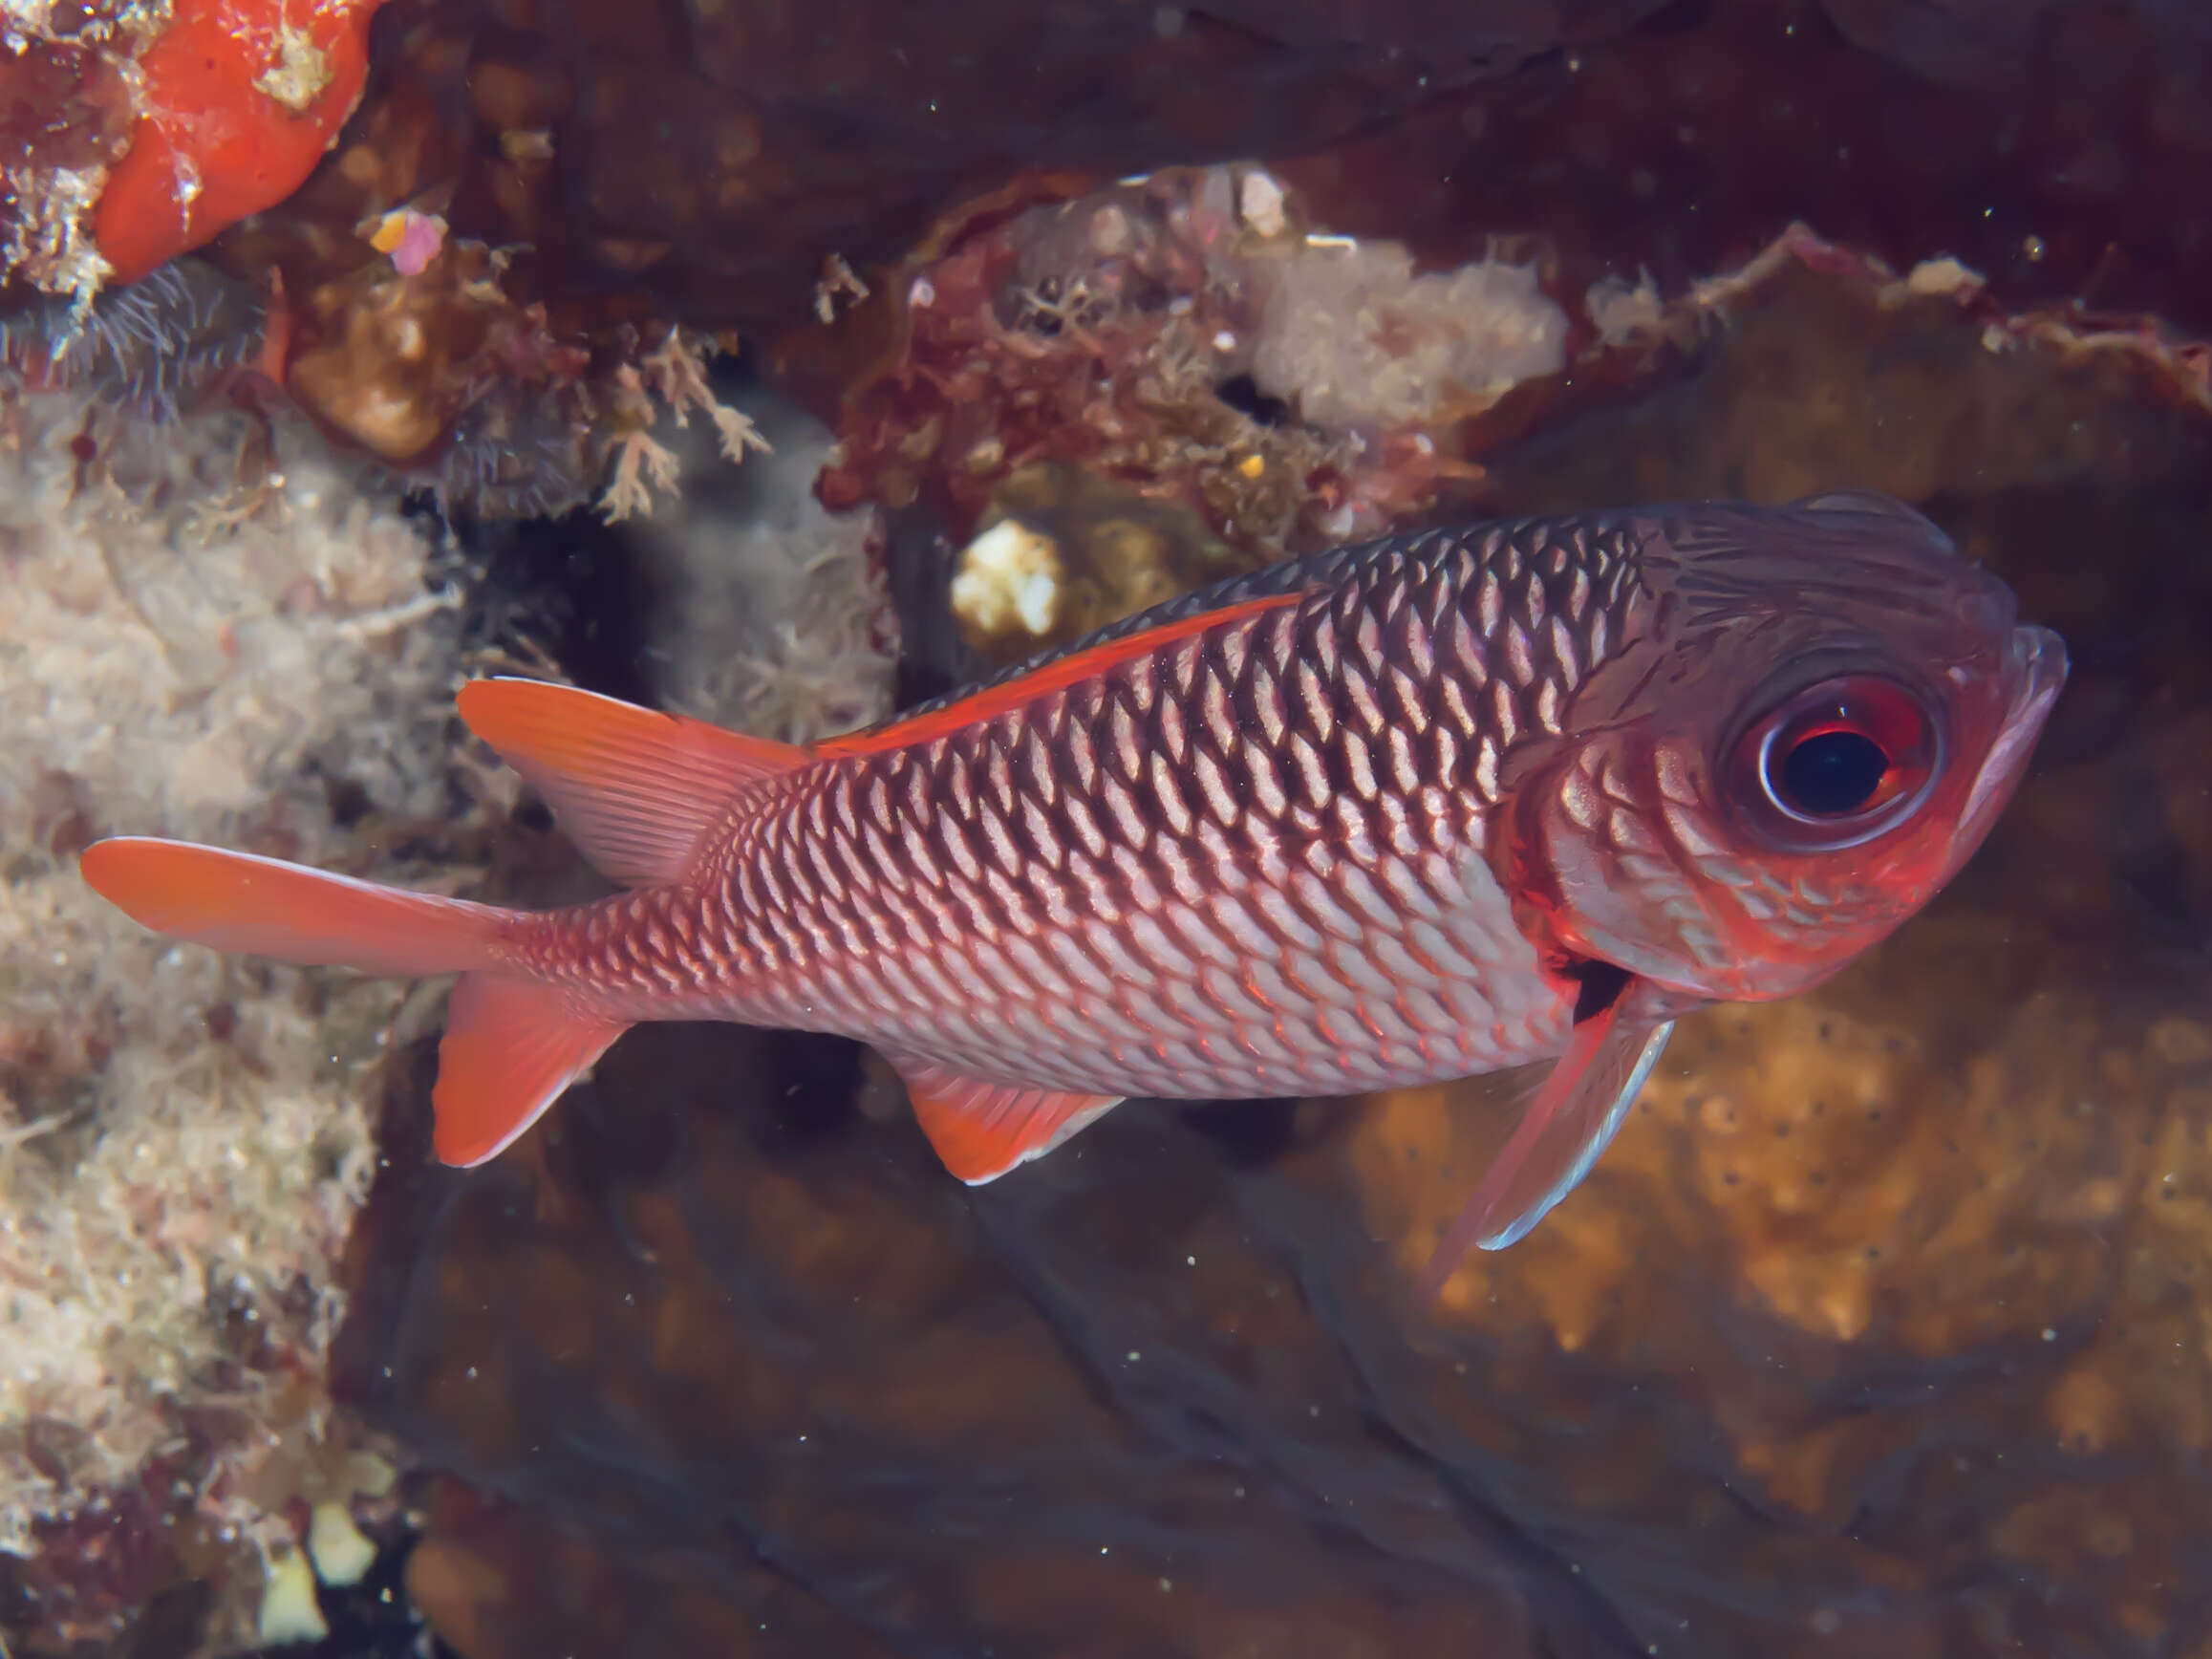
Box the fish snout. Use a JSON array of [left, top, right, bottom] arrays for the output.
[[2009, 623, 2071, 716], [1949, 622, 2069, 858]]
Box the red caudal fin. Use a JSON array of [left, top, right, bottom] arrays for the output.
[[457, 677, 812, 888], [80, 837, 506, 976], [432, 974, 631, 1166], [80, 837, 630, 1170], [1416, 1009, 1676, 1298], [891, 1054, 1125, 1183]]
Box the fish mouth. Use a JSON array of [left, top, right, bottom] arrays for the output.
[[1952, 622, 2069, 853]]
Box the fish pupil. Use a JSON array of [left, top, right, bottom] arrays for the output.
[[1780, 729, 1888, 816]]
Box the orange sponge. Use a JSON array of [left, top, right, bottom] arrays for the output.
[[93, 0, 388, 285]]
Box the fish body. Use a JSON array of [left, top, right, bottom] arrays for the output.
[[82, 492, 2067, 1282], [530, 528, 1625, 1095]]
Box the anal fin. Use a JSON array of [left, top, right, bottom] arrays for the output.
[[1417, 1003, 1675, 1297], [433, 972, 632, 1166], [891, 1055, 1125, 1184]]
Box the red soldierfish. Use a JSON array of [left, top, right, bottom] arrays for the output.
[[81, 492, 2066, 1290]]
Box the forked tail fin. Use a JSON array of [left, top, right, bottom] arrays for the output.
[[81, 836, 634, 1167], [81, 836, 508, 975]]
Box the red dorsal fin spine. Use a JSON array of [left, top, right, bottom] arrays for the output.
[[1415, 1006, 1676, 1297], [816, 590, 1307, 760], [457, 678, 812, 889], [432, 973, 631, 1166], [891, 1055, 1125, 1183], [80, 837, 506, 975]]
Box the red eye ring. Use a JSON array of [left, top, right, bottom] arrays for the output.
[[1729, 675, 1943, 851]]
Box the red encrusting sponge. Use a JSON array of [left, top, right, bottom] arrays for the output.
[[92, 0, 389, 285]]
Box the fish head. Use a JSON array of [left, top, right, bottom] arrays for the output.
[[1506, 491, 2068, 1004]]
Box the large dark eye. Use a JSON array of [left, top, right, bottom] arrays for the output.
[[1730, 675, 1942, 850], [1780, 728, 1889, 815]]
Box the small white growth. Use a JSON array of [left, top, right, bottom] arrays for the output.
[[0, 0, 55, 37], [951, 519, 1065, 642], [1585, 271, 1665, 347], [813, 252, 870, 325], [2, 161, 112, 313], [1903, 256, 1987, 299], [1238, 170, 1288, 240], [255, 1548, 331, 1646], [1250, 240, 1569, 431], [307, 1499, 376, 1587], [598, 328, 771, 522], [252, 28, 333, 114]]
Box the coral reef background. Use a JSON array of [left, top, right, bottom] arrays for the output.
[[335, 256, 2212, 1659], [0, 0, 2207, 1654], [0, 391, 491, 1643]]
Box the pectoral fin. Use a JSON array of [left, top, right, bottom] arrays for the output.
[[1417, 1004, 1675, 1297], [891, 1055, 1125, 1184]]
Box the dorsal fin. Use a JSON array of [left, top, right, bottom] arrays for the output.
[[456, 678, 810, 888], [889, 1054, 1124, 1183], [815, 590, 1305, 759]]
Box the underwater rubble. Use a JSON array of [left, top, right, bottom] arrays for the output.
[[815, 164, 1558, 654], [0, 368, 893, 1653], [0, 0, 2209, 1654], [0, 388, 494, 1647], [0, 0, 2205, 510]]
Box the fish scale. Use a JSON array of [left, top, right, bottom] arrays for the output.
[[80, 491, 2066, 1278], [516, 519, 1648, 1101]]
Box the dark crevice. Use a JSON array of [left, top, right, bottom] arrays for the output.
[[1568, 958, 1633, 1023], [1214, 372, 1293, 427]]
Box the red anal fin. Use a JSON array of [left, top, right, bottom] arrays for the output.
[[433, 972, 632, 1166], [817, 590, 1306, 759], [457, 678, 811, 888], [891, 1054, 1125, 1183], [80, 837, 504, 976], [1416, 1003, 1676, 1298]]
